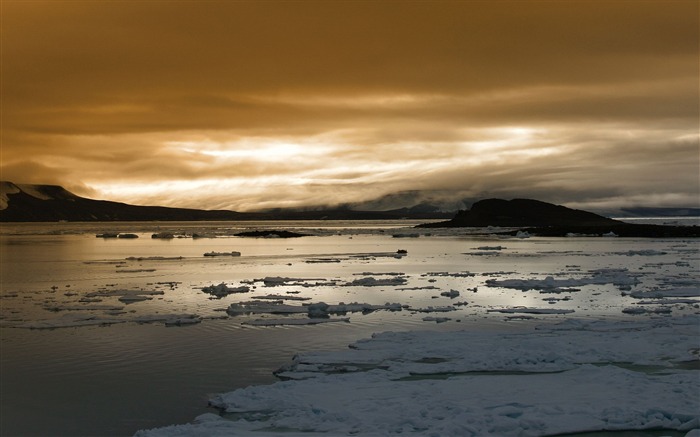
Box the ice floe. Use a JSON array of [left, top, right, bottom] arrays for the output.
[[203, 251, 241, 257], [132, 314, 202, 326], [440, 289, 460, 298], [136, 315, 699, 436], [250, 294, 311, 301], [83, 289, 164, 304], [409, 306, 456, 313], [227, 301, 403, 318], [243, 318, 350, 326], [486, 268, 638, 292], [487, 307, 576, 315], [343, 276, 408, 287], [628, 287, 700, 299], [422, 316, 451, 323], [622, 306, 673, 315], [16, 313, 126, 329], [200, 283, 250, 298]]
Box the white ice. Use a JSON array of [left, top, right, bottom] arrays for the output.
[[486, 268, 639, 291], [136, 315, 699, 436]]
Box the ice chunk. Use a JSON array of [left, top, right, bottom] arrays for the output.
[[226, 300, 402, 318], [250, 294, 311, 301], [422, 316, 451, 323], [486, 269, 638, 291], [133, 314, 201, 326], [515, 230, 531, 238], [243, 318, 350, 326], [226, 301, 307, 316], [344, 276, 408, 287], [201, 283, 250, 298], [487, 307, 575, 315], [16, 313, 125, 329], [440, 289, 460, 298], [629, 287, 700, 299], [410, 306, 456, 313], [622, 306, 673, 315]]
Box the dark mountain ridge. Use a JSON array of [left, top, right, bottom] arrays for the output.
[[0, 182, 451, 222]]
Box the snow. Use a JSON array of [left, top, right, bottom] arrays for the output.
[[0, 181, 20, 210], [136, 315, 699, 436]]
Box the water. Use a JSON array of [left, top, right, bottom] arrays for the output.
[[1, 221, 698, 436]]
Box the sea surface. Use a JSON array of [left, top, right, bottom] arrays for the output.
[[1, 220, 698, 436]]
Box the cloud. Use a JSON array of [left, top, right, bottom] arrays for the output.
[[1, 1, 698, 211]]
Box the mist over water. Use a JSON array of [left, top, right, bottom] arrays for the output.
[[1, 220, 698, 436]]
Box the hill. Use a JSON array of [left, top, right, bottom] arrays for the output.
[[0, 182, 255, 222], [422, 198, 619, 228], [419, 198, 699, 237], [0, 182, 452, 222]]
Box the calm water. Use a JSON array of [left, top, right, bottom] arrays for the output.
[[1, 220, 698, 436]]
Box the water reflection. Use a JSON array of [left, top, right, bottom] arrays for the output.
[[1, 221, 698, 436]]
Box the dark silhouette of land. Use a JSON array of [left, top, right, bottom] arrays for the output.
[[419, 198, 699, 237], [2, 183, 697, 237], [0, 182, 451, 222]]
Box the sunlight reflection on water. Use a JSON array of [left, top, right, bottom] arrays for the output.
[[1, 221, 698, 436]]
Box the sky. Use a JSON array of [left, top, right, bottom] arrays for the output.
[[2, 0, 698, 212]]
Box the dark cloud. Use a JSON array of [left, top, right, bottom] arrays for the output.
[[1, 0, 698, 210]]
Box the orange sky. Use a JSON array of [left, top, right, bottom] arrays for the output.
[[2, 1, 698, 211]]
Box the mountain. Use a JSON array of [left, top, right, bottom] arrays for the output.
[[422, 198, 619, 228], [419, 198, 699, 237], [0, 182, 453, 222], [0, 182, 255, 222]]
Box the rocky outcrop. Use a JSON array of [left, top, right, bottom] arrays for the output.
[[422, 198, 619, 228], [419, 198, 699, 237]]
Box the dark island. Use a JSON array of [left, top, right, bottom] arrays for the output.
[[419, 198, 699, 238]]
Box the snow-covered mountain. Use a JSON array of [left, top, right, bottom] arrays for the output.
[[0, 181, 80, 210]]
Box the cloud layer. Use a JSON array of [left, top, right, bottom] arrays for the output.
[[2, 1, 698, 211]]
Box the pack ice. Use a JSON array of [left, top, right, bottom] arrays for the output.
[[135, 315, 699, 436]]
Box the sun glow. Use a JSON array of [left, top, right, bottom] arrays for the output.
[[170, 140, 312, 161]]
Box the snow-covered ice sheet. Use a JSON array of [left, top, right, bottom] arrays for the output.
[[135, 315, 699, 437]]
